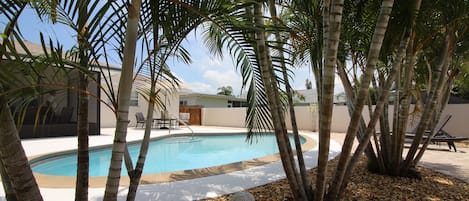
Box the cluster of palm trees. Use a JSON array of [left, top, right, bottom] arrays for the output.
[[0, 0, 468, 201]]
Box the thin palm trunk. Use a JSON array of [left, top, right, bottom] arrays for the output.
[[315, 0, 344, 200], [336, 61, 379, 168], [126, 84, 156, 201], [267, 1, 311, 198], [327, 0, 393, 199], [390, 1, 422, 176], [414, 70, 454, 164], [402, 30, 453, 172], [337, 33, 409, 197], [310, 45, 322, 131], [104, 0, 142, 200], [377, 34, 412, 175], [253, 3, 307, 201], [392, 35, 416, 175]]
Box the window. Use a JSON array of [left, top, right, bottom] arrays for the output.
[[130, 91, 138, 106], [228, 100, 247, 108], [180, 100, 188, 106]]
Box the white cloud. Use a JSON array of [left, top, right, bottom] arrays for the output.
[[203, 69, 242, 93], [184, 81, 214, 94], [196, 54, 233, 72]]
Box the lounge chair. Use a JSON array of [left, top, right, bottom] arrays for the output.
[[135, 112, 145, 128], [405, 114, 468, 152]]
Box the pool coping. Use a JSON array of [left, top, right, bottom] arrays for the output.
[[29, 132, 317, 188]]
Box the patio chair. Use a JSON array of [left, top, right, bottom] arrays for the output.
[[135, 112, 145, 128], [405, 114, 468, 152]]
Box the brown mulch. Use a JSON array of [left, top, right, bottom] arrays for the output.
[[201, 156, 469, 201]]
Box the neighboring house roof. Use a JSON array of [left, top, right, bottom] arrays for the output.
[[2, 40, 121, 70], [293, 89, 347, 105], [180, 93, 247, 102], [6, 40, 49, 56], [294, 89, 318, 104]]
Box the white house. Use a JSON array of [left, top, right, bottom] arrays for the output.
[[5, 40, 180, 131], [99, 70, 181, 128], [179, 93, 247, 108]]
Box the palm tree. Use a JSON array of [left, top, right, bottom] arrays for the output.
[[200, 1, 310, 199], [125, 0, 222, 199], [217, 86, 233, 96], [0, 2, 44, 200], [252, 3, 308, 200], [267, 0, 311, 198], [30, 1, 125, 199], [103, 0, 142, 200], [0, 92, 43, 201], [330, 0, 468, 189], [313, 0, 344, 200], [325, 0, 394, 199]]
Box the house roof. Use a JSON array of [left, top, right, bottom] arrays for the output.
[[180, 93, 247, 101], [2, 40, 121, 70]]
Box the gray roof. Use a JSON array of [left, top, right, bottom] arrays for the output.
[[180, 93, 246, 101], [2, 40, 120, 70]]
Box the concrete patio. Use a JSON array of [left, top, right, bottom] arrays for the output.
[[2, 126, 337, 201], [0, 126, 467, 201]]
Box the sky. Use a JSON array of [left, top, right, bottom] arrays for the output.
[[2, 7, 344, 96]]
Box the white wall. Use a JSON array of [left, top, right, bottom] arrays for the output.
[[202, 107, 246, 127], [202, 104, 469, 137], [439, 104, 469, 138]]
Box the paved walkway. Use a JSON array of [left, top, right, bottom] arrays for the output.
[[0, 126, 467, 201]]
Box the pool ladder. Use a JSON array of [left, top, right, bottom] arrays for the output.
[[168, 115, 195, 139]]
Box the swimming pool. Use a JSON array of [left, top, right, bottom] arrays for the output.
[[31, 133, 305, 177]]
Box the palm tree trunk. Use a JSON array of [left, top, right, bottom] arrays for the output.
[[0, 3, 42, 200], [267, 1, 311, 199], [403, 29, 453, 172], [337, 33, 409, 197], [253, 3, 307, 201], [392, 37, 416, 175], [75, 6, 90, 199], [0, 88, 43, 201], [336, 61, 378, 168], [0, 156, 17, 201], [103, 1, 142, 200], [389, 0, 422, 176], [326, 0, 393, 199], [126, 82, 157, 201], [315, 0, 343, 200], [75, 72, 89, 201]]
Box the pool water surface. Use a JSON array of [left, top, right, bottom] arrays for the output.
[[32, 133, 304, 176]]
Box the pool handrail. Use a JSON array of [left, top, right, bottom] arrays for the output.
[[169, 114, 195, 139]]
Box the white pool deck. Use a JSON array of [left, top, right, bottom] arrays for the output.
[[1, 126, 342, 201]]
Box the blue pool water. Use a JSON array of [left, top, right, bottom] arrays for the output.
[[31, 133, 304, 176]]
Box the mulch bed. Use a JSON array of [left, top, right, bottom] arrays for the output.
[[201, 155, 469, 201]]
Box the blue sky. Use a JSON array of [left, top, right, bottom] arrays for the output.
[[2, 7, 343, 96]]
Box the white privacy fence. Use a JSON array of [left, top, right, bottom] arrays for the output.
[[201, 104, 469, 138]]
